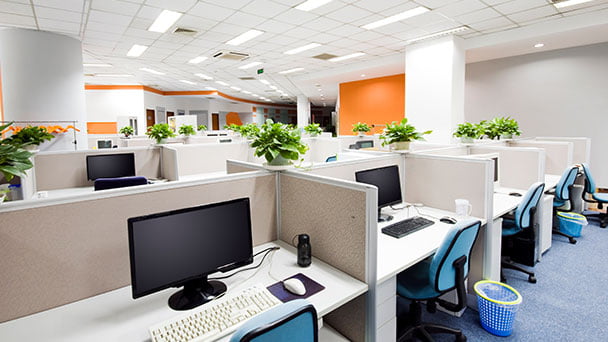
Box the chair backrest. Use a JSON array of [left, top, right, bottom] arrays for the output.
[[325, 155, 337, 162], [230, 299, 318, 342], [430, 219, 481, 293], [93, 176, 148, 191], [554, 166, 579, 201], [581, 163, 596, 194], [514, 182, 545, 230]]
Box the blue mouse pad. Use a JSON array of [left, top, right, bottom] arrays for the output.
[[267, 273, 325, 302]]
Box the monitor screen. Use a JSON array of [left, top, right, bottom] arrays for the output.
[[86, 153, 135, 181], [355, 165, 402, 222], [356, 140, 374, 149], [492, 157, 499, 182], [128, 198, 253, 310], [96, 139, 112, 149]]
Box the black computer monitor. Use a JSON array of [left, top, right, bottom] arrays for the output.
[[127, 198, 253, 311], [356, 140, 373, 149], [86, 153, 136, 180], [355, 165, 402, 222], [492, 157, 499, 182]]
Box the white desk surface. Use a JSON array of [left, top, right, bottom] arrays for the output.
[[178, 171, 229, 182], [493, 192, 524, 219], [545, 174, 561, 189], [0, 241, 367, 342], [376, 205, 484, 284]]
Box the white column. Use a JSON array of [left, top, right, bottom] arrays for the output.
[[296, 95, 310, 128], [0, 28, 87, 150], [405, 36, 465, 144]]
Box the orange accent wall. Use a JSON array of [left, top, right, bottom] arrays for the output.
[[225, 112, 243, 126], [338, 74, 405, 136], [87, 122, 117, 134]]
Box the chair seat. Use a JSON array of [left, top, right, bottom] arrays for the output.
[[592, 192, 608, 203], [501, 218, 521, 236], [396, 257, 441, 300]]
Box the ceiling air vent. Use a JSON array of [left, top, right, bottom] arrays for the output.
[[239, 76, 256, 80], [213, 51, 250, 61], [313, 53, 338, 60], [173, 27, 197, 36]]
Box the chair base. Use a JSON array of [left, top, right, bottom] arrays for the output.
[[501, 259, 537, 284], [397, 301, 466, 342], [584, 212, 608, 228], [552, 228, 577, 244]]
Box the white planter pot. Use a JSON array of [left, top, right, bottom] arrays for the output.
[[460, 137, 475, 144], [393, 141, 410, 150]]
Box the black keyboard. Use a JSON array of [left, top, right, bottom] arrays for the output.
[[382, 216, 435, 238]]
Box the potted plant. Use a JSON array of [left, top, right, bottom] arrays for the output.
[[453, 122, 481, 143], [495, 116, 521, 139], [178, 124, 196, 137], [224, 124, 241, 135], [146, 123, 176, 144], [380, 118, 432, 150], [119, 126, 134, 138], [239, 123, 260, 140], [197, 125, 207, 135], [5, 125, 54, 151], [304, 123, 322, 137], [352, 122, 371, 136], [0, 123, 34, 185], [251, 119, 309, 167]]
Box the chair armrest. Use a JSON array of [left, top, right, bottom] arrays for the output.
[[435, 255, 467, 313]]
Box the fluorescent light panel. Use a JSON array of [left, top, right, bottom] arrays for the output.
[[295, 0, 332, 11], [405, 26, 469, 44], [83, 63, 112, 67], [329, 52, 365, 62], [140, 67, 165, 75], [216, 81, 229, 86], [148, 10, 182, 33], [195, 73, 213, 80], [362, 7, 429, 30], [259, 79, 270, 85], [230, 86, 241, 91], [127, 44, 148, 57], [553, 0, 593, 8], [284, 43, 321, 55], [188, 56, 208, 64], [226, 29, 264, 46], [534, 43, 545, 48], [238, 61, 262, 69], [180, 80, 196, 85], [278, 67, 304, 74]]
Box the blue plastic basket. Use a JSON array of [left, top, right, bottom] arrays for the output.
[[474, 280, 522, 337], [557, 212, 587, 237]]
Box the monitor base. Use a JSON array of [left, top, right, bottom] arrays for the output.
[[378, 213, 393, 222], [168, 277, 227, 311]]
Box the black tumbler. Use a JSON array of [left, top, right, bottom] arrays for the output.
[[297, 234, 312, 267]]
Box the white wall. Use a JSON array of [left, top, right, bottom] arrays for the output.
[[86, 89, 145, 134], [465, 42, 608, 186]]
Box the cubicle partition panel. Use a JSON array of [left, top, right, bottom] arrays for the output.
[[302, 154, 403, 180], [338, 135, 382, 150], [0, 172, 277, 323], [185, 136, 229, 144], [301, 137, 341, 163], [171, 142, 250, 178], [470, 146, 545, 189], [412, 146, 469, 156], [509, 140, 573, 175], [34, 147, 161, 190], [279, 171, 377, 341], [160, 146, 179, 181], [536, 137, 591, 165], [408, 141, 454, 152], [226, 159, 268, 174]]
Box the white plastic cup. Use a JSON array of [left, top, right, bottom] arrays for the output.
[[455, 199, 472, 217]]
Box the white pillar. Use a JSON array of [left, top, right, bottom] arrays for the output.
[[405, 36, 465, 144], [296, 95, 310, 128], [0, 28, 87, 149]]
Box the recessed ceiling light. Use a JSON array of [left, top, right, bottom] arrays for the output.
[[361, 74, 366, 77], [180, 80, 196, 85], [216, 81, 229, 86], [148, 9, 183, 33], [83, 63, 112, 67], [553, 0, 593, 8], [242, 90, 252, 94], [95, 74, 133, 77], [329, 52, 365, 62], [317, 88, 322, 91], [127, 44, 148, 57], [194, 73, 213, 80], [259, 79, 270, 85], [230, 86, 241, 91], [278, 67, 304, 74], [140, 67, 165, 75], [295, 0, 332, 11], [534, 43, 545, 48], [188, 56, 208, 64], [252, 94, 260, 97], [284, 43, 321, 55], [238, 61, 263, 69], [265, 99, 272, 102], [226, 29, 264, 46], [270, 85, 278, 90], [362, 7, 429, 30], [405, 26, 469, 44]]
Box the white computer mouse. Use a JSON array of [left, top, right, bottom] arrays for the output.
[[283, 278, 306, 296]]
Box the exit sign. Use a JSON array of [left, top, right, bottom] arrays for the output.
[[257, 68, 264, 74]]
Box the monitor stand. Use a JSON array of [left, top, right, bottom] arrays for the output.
[[378, 209, 393, 222], [168, 276, 227, 311]]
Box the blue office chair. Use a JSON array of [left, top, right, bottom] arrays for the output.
[[551, 165, 580, 244], [229, 299, 317, 342], [325, 155, 337, 162], [580, 163, 608, 228], [501, 182, 545, 284], [93, 176, 148, 191], [396, 219, 481, 342]]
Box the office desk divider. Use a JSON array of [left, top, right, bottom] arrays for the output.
[[298, 153, 404, 183], [508, 140, 573, 175], [300, 137, 341, 163], [163, 142, 252, 180], [535, 137, 591, 165], [279, 171, 377, 341], [337, 134, 382, 150], [226, 159, 268, 174], [0, 171, 277, 323], [33, 146, 162, 191], [470, 145, 546, 190], [409, 145, 469, 156]]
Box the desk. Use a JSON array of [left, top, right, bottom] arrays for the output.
[[0, 241, 367, 342], [545, 174, 561, 190], [374, 205, 485, 341]]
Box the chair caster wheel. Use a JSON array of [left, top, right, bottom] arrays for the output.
[[528, 275, 537, 284], [601, 223, 607, 228], [569, 237, 577, 244], [456, 334, 467, 342]]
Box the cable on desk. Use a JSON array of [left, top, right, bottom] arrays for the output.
[[209, 247, 280, 280]]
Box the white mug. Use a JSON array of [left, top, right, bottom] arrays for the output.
[[455, 199, 472, 217]]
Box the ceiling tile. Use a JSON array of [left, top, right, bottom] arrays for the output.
[[201, 0, 252, 10], [87, 10, 133, 26], [35, 6, 82, 24], [175, 14, 219, 31], [135, 5, 162, 20], [301, 16, 344, 31], [351, 0, 406, 13], [256, 18, 296, 34], [38, 18, 81, 33], [91, 0, 141, 15], [455, 7, 502, 25], [493, 0, 548, 15], [0, 2, 33, 16], [240, 0, 291, 18], [189, 2, 234, 21], [468, 16, 515, 31], [87, 20, 128, 34], [325, 5, 374, 23], [32, 0, 84, 12], [143, 0, 198, 12], [273, 8, 317, 25], [436, 0, 487, 17], [223, 11, 268, 28], [414, 0, 462, 10], [507, 5, 560, 24]]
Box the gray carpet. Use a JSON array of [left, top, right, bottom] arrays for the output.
[[398, 217, 608, 341]]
